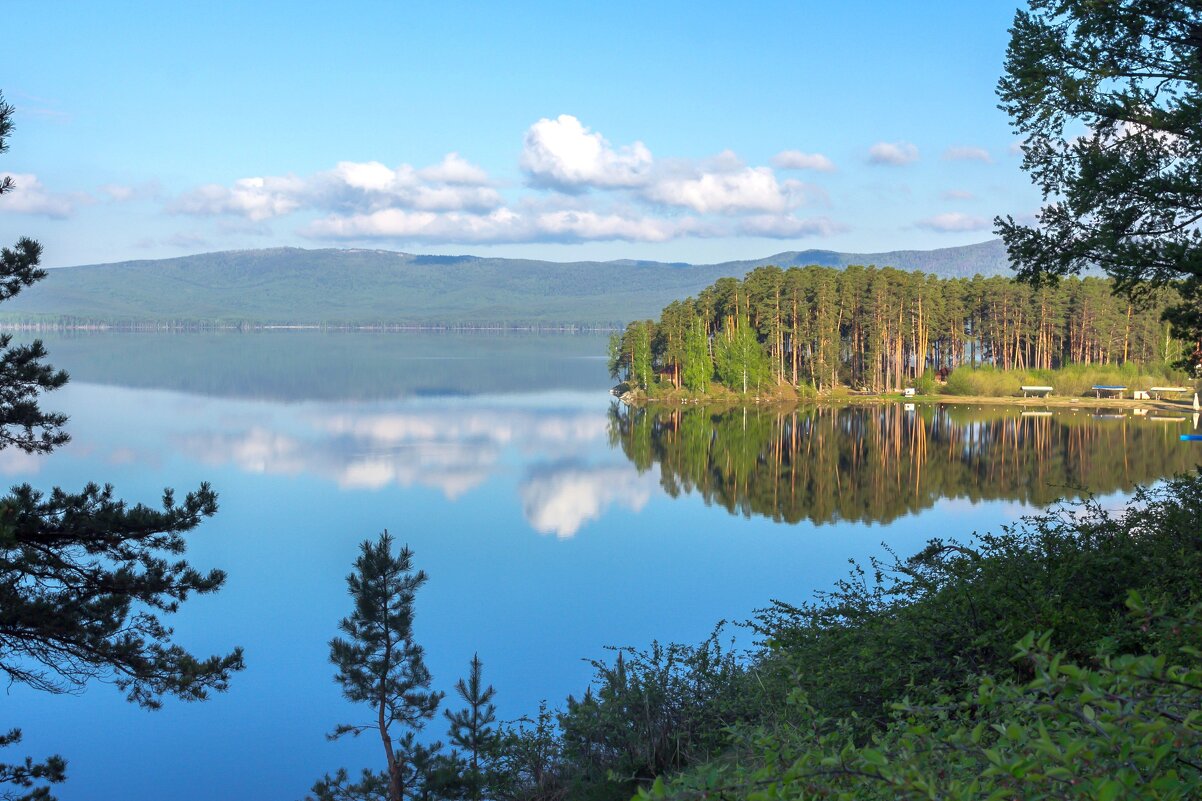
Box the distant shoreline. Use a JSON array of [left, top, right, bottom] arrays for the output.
[[0, 321, 619, 333]]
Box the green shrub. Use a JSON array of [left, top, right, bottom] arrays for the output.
[[649, 596, 1202, 801]]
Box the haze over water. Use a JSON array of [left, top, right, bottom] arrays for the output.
[[5, 332, 1195, 801]]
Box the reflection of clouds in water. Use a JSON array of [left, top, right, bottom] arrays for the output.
[[520, 462, 658, 538], [316, 410, 607, 456], [183, 427, 309, 476], [178, 425, 496, 499], [177, 406, 610, 502]]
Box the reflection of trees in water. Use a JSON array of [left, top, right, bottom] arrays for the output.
[[608, 403, 1198, 525]]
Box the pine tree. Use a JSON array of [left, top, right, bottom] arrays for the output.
[[445, 654, 497, 801], [314, 532, 444, 801]]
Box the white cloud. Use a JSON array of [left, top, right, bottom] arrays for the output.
[[915, 212, 991, 232], [867, 141, 919, 166], [170, 175, 307, 221], [171, 156, 502, 222], [302, 206, 685, 244], [417, 152, 491, 185], [942, 145, 992, 163], [317, 161, 502, 212], [301, 202, 842, 245], [303, 208, 523, 242], [941, 189, 976, 201], [330, 160, 413, 193], [0, 173, 88, 218], [521, 114, 652, 190], [170, 117, 849, 246], [643, 164, 792, 214], [772, 150, 836, 172]]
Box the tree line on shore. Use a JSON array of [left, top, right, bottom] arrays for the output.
[[609, 265, 1188, 395]]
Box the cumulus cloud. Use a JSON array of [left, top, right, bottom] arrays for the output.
[[644, 164, 792, 214], [170, 175, 307, 221], [172, 116, 847, 246], [915, 212, 991, 232], [772, 150, 836, 172], [942, 145, 992, 163], [521, 114, 652, 190], [867, 141, 919, 166], [417, 152, 491, 185], [302, 207, 683, 244], [0, 173, 89, 218], [318, 161, 502, 212], [302, 205, 838, 245], [170, 155, 501, 223]]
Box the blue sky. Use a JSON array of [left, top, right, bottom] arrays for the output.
[[1, 0, 1035, 267]]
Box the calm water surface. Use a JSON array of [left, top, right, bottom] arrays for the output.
[[6, 332, 1197, 801]]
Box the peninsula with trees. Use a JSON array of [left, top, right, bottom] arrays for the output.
[[609, 265, 1199, 406]]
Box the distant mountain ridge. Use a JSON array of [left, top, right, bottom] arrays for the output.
[[2, 239, 1013, 327]]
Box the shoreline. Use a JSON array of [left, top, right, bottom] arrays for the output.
[[617, 388, 1201, 414]]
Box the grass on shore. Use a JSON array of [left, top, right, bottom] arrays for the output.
[[941, 362, 1192, 398], [624, 363, 1199, 407]]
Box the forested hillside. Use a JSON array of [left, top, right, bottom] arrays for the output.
[[0, 241, 1014, 327]]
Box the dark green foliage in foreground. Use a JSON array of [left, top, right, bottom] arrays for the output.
[[996, 0, 1202, 368], [0, 89, 241, 801], [0, 482, 239, 706], [485, 473, 1202, 801], [0, 728, 64, 801], [754, 476, 1202, 730], [480, 632, 756, 801], [647, 596, 1202, 800], [665, 474, 1202, 799], [445, 654, 498, 801]]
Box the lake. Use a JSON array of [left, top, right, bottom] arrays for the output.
[[5, 331, 1197, 801]]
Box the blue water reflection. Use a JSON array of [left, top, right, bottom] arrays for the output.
[[2, 332, 1182, 801]]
